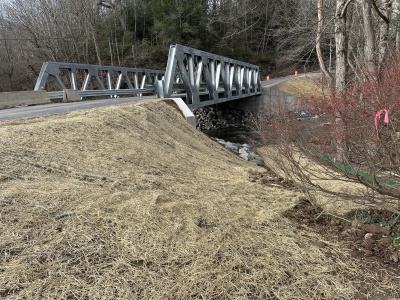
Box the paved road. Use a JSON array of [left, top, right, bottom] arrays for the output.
[[0, 73, 319, 123], [261, 75, 296, 88], [0, 96, 157, 122], [261, 72, 319, 88]]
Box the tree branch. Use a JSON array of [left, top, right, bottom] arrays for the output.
[[370, 0, 390, 24], [339, 0, 354, 18]]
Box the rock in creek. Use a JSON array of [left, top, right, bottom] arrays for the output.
[[214, 138, 263, 165]]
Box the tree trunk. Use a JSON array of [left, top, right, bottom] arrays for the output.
[[335, 0, 351, 92], [362, 0, 375, 72], [392, 0, 400, 51], [316, 0, 334, 86], [378, 0, 391, 66], [92, 29, 102, 66], [334, 0, 352, 161]]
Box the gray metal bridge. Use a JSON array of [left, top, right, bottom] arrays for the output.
[[34, 44, 262, 109]]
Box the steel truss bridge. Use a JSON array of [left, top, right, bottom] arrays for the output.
[[34, 44, 262, 109]]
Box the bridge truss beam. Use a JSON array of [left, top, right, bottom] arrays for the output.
[[34, 62, 164, 99], [33, 45, 261, 108], [160, 44, 261, 108]]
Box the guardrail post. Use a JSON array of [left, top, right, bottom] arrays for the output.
[[156, 80, 164, 98]]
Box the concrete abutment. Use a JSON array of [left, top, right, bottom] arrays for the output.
[[194, 86, 297, 131]]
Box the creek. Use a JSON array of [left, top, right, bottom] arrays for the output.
[[202, 126, 264, 166], [203, 126, 257, 144]]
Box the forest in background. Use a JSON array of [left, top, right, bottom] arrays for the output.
[[0, 0, 320, 92], [1, 0, 400, 92]]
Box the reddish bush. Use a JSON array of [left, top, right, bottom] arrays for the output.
[[259, 54, 400, 216]]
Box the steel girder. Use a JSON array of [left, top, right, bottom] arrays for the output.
[[161, 44, 261, 108], [34, 62, 164, 99]]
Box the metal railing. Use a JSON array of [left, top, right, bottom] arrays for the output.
[[34, 62, 164, 99]]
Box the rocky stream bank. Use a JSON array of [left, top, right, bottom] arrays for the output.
[[193, 105, 263, 165], [193, 105, 254, 131]]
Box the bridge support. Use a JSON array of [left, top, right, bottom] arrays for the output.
[[194, 84, 298, 131], [162, 98, 196, 127]]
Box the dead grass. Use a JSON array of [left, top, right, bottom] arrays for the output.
[[278, 77, 331, 99], [0, 101, 398, 299], [256, 145, 369, 216]]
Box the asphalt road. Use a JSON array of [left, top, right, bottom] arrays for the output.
[[261, 75, 296, 87], [0, 73, 318, 123], [261, 72, 319, 88], [0, 96, 157, 122]]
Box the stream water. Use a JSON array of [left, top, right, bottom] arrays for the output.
[[202, 126, 264, 165], [203, 126, 258, 144]]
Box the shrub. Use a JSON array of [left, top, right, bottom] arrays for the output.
[[258, 54, 400, 220]]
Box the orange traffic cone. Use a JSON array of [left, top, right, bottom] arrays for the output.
[[266, 75, 270, 81], [295, 70, 298, 76]]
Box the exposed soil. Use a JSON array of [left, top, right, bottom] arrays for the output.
[[284, 199, 400, 269], [248, 169, 297, 190]]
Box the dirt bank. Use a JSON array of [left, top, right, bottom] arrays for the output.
[[0, 100, 398, 299]]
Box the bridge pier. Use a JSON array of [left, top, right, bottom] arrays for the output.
[[194, 104, 254, 131]]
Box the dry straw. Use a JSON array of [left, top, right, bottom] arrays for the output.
[[0, 101, 398, 299]]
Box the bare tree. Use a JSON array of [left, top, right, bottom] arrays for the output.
[[372, 0, 392, 65], [334, 0, 353, 91], [362, 0, 376, 72], [316, 0, 334, 86]]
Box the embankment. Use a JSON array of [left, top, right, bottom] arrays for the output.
[[0, 100, 392, 299]]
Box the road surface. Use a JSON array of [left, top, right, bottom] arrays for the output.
[[0, 73, 318, 122], [0, 96, 157, 122]]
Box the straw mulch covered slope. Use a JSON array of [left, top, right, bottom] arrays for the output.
[[0, 101, 397, 299], [278, 76, 330, 99]]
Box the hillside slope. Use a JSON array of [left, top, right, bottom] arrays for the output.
[[0, 101, 395, 299]]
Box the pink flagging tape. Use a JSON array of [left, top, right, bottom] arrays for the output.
[[374, 109, 389, 132]]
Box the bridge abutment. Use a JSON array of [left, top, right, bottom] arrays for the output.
[[194, 85, 297, 131], [223, 86, 297, 115]]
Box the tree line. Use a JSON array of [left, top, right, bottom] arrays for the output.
[[1, 0, 400, 92], [0, 0, 319, 92]]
